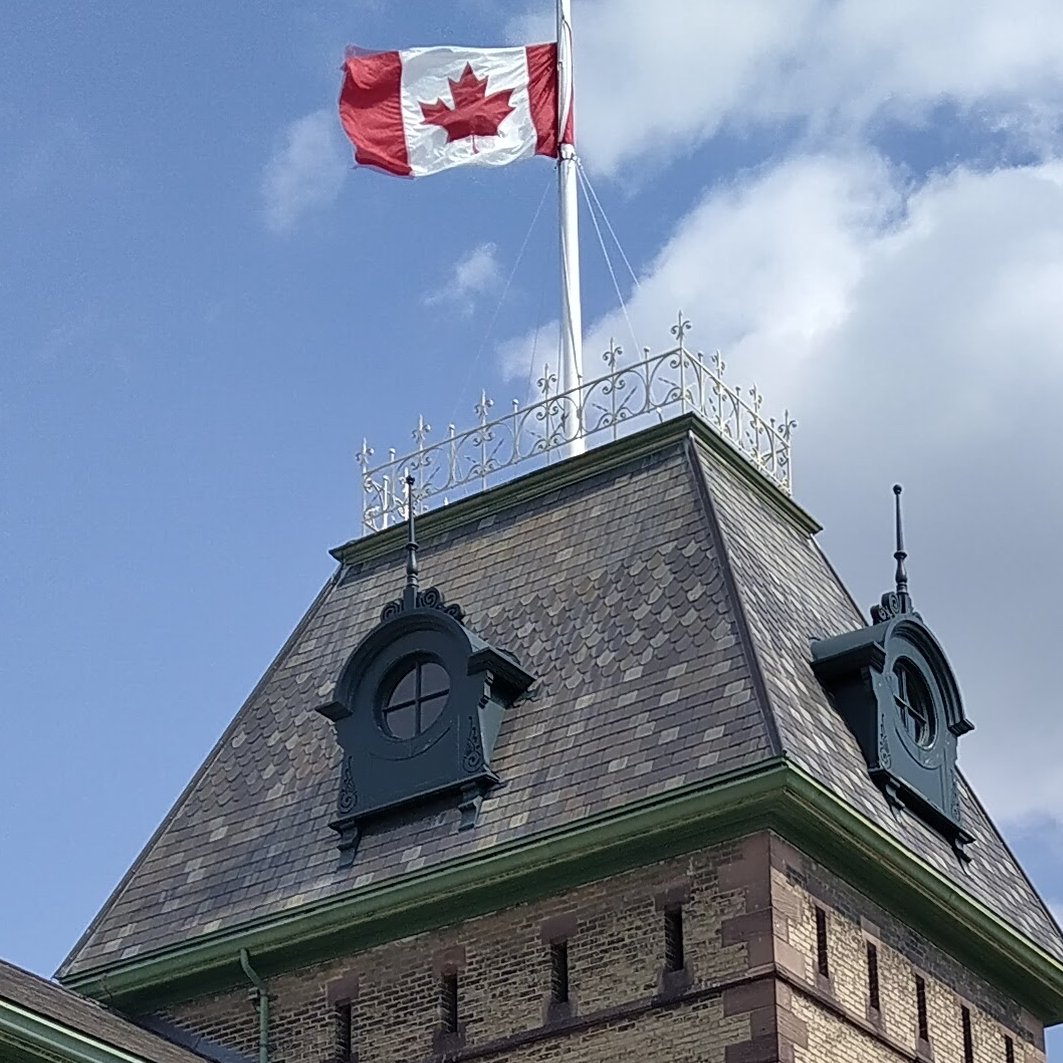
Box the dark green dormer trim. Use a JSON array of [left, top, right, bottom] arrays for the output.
[[317, 473, 534, 864], [316, 588, 532, 863]]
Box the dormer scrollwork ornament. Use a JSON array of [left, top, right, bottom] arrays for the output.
[[381, 586, 464, 623]]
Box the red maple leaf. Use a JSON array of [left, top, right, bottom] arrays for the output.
[[419, 64, 514, 147]]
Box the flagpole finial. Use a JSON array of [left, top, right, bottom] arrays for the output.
[[404, 474, 419, 609]]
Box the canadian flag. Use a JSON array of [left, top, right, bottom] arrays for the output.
[[339, 44, 574, 178]]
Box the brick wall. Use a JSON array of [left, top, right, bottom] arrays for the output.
[[767, 835, 1045, 1063], [154, 832, 1046, 1063]]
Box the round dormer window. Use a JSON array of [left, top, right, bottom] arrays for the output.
[[381, 657, 450, 739], [892, 657, 935, 748]]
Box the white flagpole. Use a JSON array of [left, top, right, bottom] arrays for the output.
[[557, 0, 585, 457]]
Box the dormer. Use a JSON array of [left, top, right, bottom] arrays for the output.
[[812, 487, 974, 859], [316, 477, 533, 865]]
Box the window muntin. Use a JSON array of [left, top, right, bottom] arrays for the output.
[[382, 658, 450, 739], [892, 657, 935, 748]]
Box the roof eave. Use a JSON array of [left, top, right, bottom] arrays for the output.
[[58, 759, 1063, 1025], [776, 763, 1063, 1023]]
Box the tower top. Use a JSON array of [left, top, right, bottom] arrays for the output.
[[357, 315, 796, 535]]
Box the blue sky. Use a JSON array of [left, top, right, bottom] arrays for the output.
[[4, 0, 1063, 1053]]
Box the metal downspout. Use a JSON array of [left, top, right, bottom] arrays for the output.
[[239, 948, 269, 1063]]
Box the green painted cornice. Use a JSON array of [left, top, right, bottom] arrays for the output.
[[0, 999, 164, 1063], [331, 413, 820, 568], [64, 762, 787, 1005], [60, 759, 1063, 1023], [774, 765, 1063, 1022]]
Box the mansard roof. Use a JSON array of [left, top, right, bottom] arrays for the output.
[[58, 415, 1063, 998], [0, 959, 206, 1063]]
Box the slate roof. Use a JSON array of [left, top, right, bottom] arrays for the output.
[[0, 959, 208, 1062], [698, 451, 1063, 956], [59, 419, 1063, 978]]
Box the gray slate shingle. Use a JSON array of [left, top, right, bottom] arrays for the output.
[[59, 426, 1063, 978], [699, 450, 1063, 960]]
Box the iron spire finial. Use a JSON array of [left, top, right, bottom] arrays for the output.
[[404, 474, 419, 609], [870, 483, 917, 622], [376, 471, 465, 624], [893, 484, 908, 601]]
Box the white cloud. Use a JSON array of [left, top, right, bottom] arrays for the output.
[[261, 109, 348, 234], [423, 242, 502, 315], [495, 316, 562, 404], [499, 149, 1063, 827], [498, 153, 894, 392], [497, 0, 1063, 831], [799, 160, 1063, 826], [511, 0, 1063, 174], [586, 154, 898, 395]]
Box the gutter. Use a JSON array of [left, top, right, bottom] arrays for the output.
[[238, 950, 268, 1063]]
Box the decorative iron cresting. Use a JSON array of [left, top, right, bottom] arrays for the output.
[[358, 314, 796, 533]]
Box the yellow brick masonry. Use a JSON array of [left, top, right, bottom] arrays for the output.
[[792, 995, 1045, 1063], [157, 832, 1045, 1063], [768, 835, 1045, 1063]]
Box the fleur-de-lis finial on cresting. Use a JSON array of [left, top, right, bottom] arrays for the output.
[[671, 310, 691, 347]]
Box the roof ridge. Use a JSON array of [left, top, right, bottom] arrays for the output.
[[808, 536, 867, 628], [957, 768, 1063, 949], [56, 566, 343, 982], [682, 433, 784, 759]]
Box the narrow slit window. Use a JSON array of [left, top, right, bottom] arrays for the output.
[[1005, 1034, 1015, 1063], [335, 1000, 353, 1063], [815, 907, 829, 979], [915, 975, 929, 1042], [550, 940, 569, 1004], [664, 908, 685, 972], [866, 941, 880, 1012], [440, 972, 459, 1033], [961, 1006, 973, 1063]]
